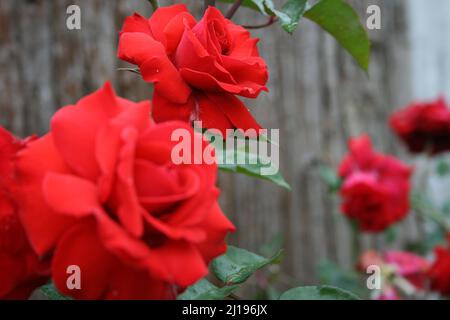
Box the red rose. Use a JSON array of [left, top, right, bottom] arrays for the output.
[[376, 286, 400, 300], [428, 236, 450, 296], [389, 97, 450, 154], [338, 135, 412, 232], [15, 83, 235, 300], [0, 128, 48, 299], [118, 4, 268, 136], [383, 251, 429, 289], [357, 250, 428, 299]]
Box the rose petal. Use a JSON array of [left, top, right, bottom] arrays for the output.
[[105, 267, 176, 300], [195, 204, 236, 263], [146, 240, 208, 287], [119, 13, 153, 37], [164, 12, 197, 54], [180, 67, 266, 98], [110, 127, 145, 238], [152, 91, 195, 124], [51, 83, 121, 181], [43, 172, 100, 217], [118, 32, 191, 104], [202, 93, 263, 135], [15, 135, 74, 255], [195, 92, 234, 137], [96, 100, 151, 201], [51, 219, 116, 300], [148, 4, 190, 46]]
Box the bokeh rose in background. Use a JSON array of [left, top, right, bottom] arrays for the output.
[[390, 97, 450, 155], [428, 235, 450, 296], [357, 250, 429, 300], [338, 135, 412, 232]]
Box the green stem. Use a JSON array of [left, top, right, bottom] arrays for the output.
[[148, 0, 159, 11], [411, 192, 450, 233], [350, 221, 360, 263], [242, 16, 278, 29], [226, 0, 243, 19]]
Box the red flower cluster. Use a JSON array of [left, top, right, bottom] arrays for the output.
[[0, 128, 48, 299], [1, 83, 235, 300], [383, 251, 429, 289], [339, 135, 412, 232], [358, 250, 429, 300], [118, 4, 268, 136], [390, 97, 450, 154], [428, 235, 450, 296]]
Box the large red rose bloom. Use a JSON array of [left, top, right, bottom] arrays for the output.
[[14, 83, 235, 299], [338, 135, 412, 232], [118, 4, 268, 136], [389, 97, 450, 154], [0, 128, 49, 299]]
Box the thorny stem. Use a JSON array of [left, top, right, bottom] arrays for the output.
[[148, 0, 159, 11], [242, 16, 278, 29], [117, 68, 141, 75], [226, 0, 244, 19]]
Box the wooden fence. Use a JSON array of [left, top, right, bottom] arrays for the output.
[[0, 0, 423, 285]]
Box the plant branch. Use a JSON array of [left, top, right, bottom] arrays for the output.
[[242, 16, 278, 29], [411, 192, 450, 232], [227, 293, 241, 300], [148, 0, 159, 11], [226, 0, 243, 19], [117, 68, 141, 75], [204, 0, 216, 11], [350, 221, 361, 263]]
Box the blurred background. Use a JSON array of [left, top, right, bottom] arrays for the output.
[[0, 0, 448, 287]]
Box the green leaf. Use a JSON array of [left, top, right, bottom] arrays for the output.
[[178, 279, 239, 300], [251, 0, 305, 34], [219, 157, 291, 190], [218, 0, 371, 71], [437, 160, 450, 176], [304, 0, 371, 71], [204, 132, 291, 190], [40, 283, 72, 300], [411, 191, 450, 232], [278, 0, 309, 33], [384, 226, 397, 244], [317, 261, 369, 298], [218, 0, 308, 33], [212, 246, 283, 285], [405, 226, 446, 255], [260, 233, 284, 257], [279, 285, 360, 300], [218, 0, 267, 13], [442, 202, 450, 216], [319, 165, 342, 193]]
